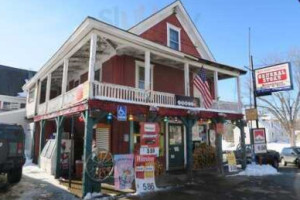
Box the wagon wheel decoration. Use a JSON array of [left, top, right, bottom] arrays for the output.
[[85, 148, 114, 182]]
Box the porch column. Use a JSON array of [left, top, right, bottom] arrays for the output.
[[34, 81, 40, 115], [184, 63, 190, 96], [38, 120, 46, 166], [129, 120, 134, 153], [82, 110, 106, 197], [62, 58, 69, 94], [214, 122, 224, 175], [180, 117, 197, 172], [236, 76, 242, 111], [214, 71, 218, 100], [144, 50, 151, 91], [237, 119, 247, 169], [45, 74, 51, 110], [88, 33, 98, 83], [55, 116, 64, 179]]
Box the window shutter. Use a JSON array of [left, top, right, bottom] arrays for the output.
[[96, 124, 111, 151]]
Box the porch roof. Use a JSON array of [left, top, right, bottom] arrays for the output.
[[23, 16, 246, 90]]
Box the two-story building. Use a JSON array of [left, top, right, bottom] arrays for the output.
[[23, 1, 246, 196]]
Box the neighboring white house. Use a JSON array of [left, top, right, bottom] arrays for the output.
[[0, 94, 26, 112], [233, 114, 289, 147]]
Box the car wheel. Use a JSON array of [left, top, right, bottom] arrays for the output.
[[281, 158, 287, 166], [273, 159, 279, 169], [7, 167, 22, 184]]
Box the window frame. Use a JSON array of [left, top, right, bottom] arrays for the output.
[[167, 23, 181, 51], [135, 60, 154, 90]]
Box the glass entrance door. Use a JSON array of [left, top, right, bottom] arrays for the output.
[[168, 124, 184, 170]]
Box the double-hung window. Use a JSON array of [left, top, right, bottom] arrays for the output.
[[167, 23, 181, 51], [135, 61, 153, 90]]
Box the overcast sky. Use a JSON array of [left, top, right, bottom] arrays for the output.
[[0, 0, 299, 101]]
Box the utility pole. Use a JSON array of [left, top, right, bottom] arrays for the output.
[[250, 56, 259, 129]]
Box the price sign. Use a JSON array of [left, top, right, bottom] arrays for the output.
[[140, 147, 159, 156], [135, 155, 157, 193], [254, 144, 267, 154]]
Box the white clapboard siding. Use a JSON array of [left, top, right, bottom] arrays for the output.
[[96, 127, 110, 151]]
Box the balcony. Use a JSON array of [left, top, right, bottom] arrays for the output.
[[31, 81, 241, 117]]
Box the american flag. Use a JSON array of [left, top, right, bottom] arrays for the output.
[[193, 67, 213, 109]]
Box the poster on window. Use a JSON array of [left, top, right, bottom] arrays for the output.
[[135, 155, 157, 193], [114, 154, 135, 190]]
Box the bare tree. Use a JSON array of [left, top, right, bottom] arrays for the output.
[[257, 48, 300, 146]]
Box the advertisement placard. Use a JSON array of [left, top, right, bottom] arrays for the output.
[[140, 123, 160, 148], [255, 62, 293, 96], [135, 155, 157, 193], [227, 152, 238, 172], [251, 128, 267, 154], [114, 154, 134, 190]]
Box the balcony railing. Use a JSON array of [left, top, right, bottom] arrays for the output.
[[32, 81, 241, 117]]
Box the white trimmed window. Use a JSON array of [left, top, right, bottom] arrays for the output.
[[167, 23, 181, 51], [135, 60, 153, 90]]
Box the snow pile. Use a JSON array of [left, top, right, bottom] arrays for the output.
[[84, 192, 110, 200], [237, 164, 279, 176]]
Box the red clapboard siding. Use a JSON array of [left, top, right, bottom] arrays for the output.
[[140, 14, 201, 58], [111, 119, 129, 154], [153, 64, 185, 95], [102, 55, 135, 87]]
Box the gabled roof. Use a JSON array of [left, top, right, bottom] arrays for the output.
[[128, 0, 215, 61], [0, 65, 35, 96]]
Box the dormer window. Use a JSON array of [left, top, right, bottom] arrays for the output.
[[167, 23, 181, 51]]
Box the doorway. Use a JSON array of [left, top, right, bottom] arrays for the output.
[[168, 123, 185, 170]]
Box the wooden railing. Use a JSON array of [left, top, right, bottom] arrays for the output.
[[92, 82, 175, 106], [32, 81, 241, 116]]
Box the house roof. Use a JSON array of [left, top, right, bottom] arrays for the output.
[[23, 3, 246, 90], [128, 0, 215, 61], [0, 65, 36, 96]]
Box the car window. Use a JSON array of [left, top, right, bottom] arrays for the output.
[[294, 148, 300, 154]]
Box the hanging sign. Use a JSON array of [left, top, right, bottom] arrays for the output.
[[175, 95, 200, 107], [245, 108, 258, 121], [114, 154, 134, 190], [140, 123, 160, 148], [117, 105, 127, 121], [135, 155, 157, 193], [255, 62, 293, 96]]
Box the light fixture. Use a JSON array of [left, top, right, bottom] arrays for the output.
[[107, 112, 113, 121], [164, 116, 168, 123], [207, 119, 212, 124], [174, 117, 178, 122], [129, 114, 134, 121]]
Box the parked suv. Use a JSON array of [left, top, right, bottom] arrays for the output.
[[0, 123, 25, 183], [281, 147, 300, 168], [234, 144, 280, 169]]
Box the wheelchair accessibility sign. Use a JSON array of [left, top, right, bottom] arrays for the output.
[[117, 105, 127, 121]]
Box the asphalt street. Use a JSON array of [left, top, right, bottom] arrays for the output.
[[127, 165, 300, 200], [0, 164, 299, 200]]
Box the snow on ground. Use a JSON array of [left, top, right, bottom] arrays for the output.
[[84, 192, 110, 200], [23, 159, 67, 191], [237, 164, 279, 176]]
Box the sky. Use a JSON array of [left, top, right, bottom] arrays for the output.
[[0, 0, 299, 101]]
